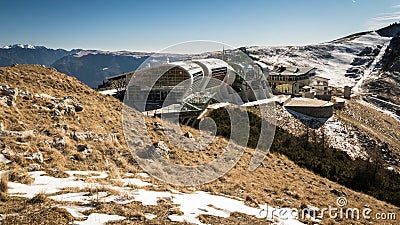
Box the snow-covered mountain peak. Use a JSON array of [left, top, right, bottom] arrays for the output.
[[1, 44, 41, 49]]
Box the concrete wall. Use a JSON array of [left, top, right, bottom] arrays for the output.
[[285, 105, 333, 118]]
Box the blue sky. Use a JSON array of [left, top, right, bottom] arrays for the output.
[[1, 0, 400, 51]]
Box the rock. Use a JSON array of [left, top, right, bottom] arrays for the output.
[[52, 123, 69, 132], [32, 104, 51, 111], [51, 109, 63, 119], [145, 141, 171, 159], [0, 86, 18, 107], [0, 130, 35, 138], [74, 104, 84, 112], [63, 96, 84, 112], [36, 93, 52, 100], [1, 86, 18, 98], [19, 90, 33, 100], [32, 152, 44, 163], [77, 144, 92, 157], [184, 131, 194, 139], [153, 122, 163, 131], [25, 163, 43, 171], [330, 189, 346, 196], [46, 137, 67, 151], [63, 105, 76, 116], [37, 94, 83, 115], [25, 152, 44, 163], [71, 132, 118, 142], [130, 140, 143, 147]]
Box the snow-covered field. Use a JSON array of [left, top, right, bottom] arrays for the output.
[[275, 105, 369, 160], [323, 118, 367, 159], [3, 170, 305, 225], [249, 32, 391, 88]]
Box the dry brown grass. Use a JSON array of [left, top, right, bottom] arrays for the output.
[[0, 65, 132, 175], [0, 173, 8, 193], [0, 173, 8, 201], [8, 166, 33, 184], [28, 192, 48, 204], [0, 201, 73, 224], [0, 65, 399, 224]]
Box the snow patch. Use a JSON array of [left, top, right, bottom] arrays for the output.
[[73, 213, 125, 225], [132, 189, 304, 225], [136, 172, 150, 178], [324, 117, 367, 159], [112, 178, 151, 187], [0, 154, 11, 164], [8, 171, 108, 198], [98, 89, 117, 95], [5, 171, 304, 224], [144, 213, 157, 220]]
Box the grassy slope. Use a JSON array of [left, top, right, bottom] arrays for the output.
[[0, 65, 398, 224]]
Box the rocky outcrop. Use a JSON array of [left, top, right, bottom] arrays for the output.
[[52, 124, 69, 133], [77, 144, 92, 157], [138, 141, 171, 159], [25, 152, 44, 163], [0, 85, 18, 106], [0, 130, 35, 138], [46, 137, 67, 151], [71, 132, 118, 142]]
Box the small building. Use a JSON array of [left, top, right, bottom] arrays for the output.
[[284, 97, 334, 118], [310, 76, 331, 101], [268, 66, 316, 95], [344, 86, 352, 99], [333, 97, 346, 109], [301, 86, 315, 99]]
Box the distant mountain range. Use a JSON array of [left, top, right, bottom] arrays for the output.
[[1, 24, 400, 89], [0, 44, 80, 68], [0, 45, 151, 88]]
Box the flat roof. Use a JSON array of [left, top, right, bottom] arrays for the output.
[[169, 61, 203, 75], [284, 97, 333, 107], [193, 58, 229, 69], [313, 75, 330, 81]]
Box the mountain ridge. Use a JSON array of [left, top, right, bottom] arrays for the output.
[[1, 23, 400, 88]]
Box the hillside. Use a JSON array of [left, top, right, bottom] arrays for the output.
[[247, 30, 391, 88], [0, 65, 399, 224], [246, 23, 400, 121], [365, 35, 400, 106]]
